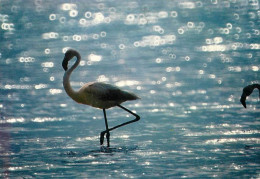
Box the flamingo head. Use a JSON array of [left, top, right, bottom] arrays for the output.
[[62, 49, 81, 71]]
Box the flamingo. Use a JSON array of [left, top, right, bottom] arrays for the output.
[[240, 84, 260, 108], [62, 49, 140, 147]]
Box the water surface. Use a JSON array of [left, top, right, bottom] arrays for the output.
[[0, 0, 259, 178]]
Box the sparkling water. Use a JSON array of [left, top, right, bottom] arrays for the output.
[[0, 0, 259, 178]]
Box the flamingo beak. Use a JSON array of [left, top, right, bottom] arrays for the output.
[[62, 58, 68, 71], [240, 94, 247, 108]]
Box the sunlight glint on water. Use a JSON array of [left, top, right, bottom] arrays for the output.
[[0, 0, 259, 178]]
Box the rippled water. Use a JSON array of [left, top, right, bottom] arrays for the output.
[[1, 0, 260, 178]]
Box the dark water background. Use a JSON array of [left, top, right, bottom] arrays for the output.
[[0, 0, 259, 178]]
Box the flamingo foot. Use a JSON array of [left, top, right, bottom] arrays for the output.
[[106, 132, 110, 147], [100, 131, 105, 145], [100, 131, 110, 147]]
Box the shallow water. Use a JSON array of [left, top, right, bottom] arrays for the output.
[[0, 0, 259, 178]]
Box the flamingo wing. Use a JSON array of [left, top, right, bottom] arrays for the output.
[[84, 82, 139, 102]]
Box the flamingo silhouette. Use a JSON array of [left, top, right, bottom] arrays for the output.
[[240, 84, 260, 108], [62, 49, 140, 147]]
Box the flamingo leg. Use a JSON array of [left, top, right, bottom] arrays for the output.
[[100, 109, 110, 147], [100, 104, 140, 147]]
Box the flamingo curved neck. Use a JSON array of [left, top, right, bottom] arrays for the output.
[[252, 84, 260, 90], [252, 84, 260, 98], [63, 55, 82, 103]]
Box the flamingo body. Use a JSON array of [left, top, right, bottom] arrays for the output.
[[76, 82, 139, 109]]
